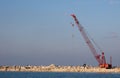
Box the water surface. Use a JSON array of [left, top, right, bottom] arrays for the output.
[[0, 72, 120, 78]]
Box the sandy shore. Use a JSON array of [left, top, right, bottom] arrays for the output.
[[0, 64, 120, 73]]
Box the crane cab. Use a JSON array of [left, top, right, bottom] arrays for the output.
[[99, 64, 112, 69]]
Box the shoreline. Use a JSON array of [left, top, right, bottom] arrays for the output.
[[0, 64, 120, 73]]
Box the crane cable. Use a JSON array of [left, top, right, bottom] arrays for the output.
[[85, 28, 103, 53]]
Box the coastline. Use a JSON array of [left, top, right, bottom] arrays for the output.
[[0, 64, 120, 73]]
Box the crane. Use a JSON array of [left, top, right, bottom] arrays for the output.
[[71, 14, 112, 68]]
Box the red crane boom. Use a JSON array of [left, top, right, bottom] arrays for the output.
[[71, 14, 112, 68]]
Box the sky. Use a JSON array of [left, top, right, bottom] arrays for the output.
[[0, 0, 120, 66]]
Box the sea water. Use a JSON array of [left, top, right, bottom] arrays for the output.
[[0, 72, 120, 78]]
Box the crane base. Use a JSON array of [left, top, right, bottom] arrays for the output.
[[99, 64, 112, 69]]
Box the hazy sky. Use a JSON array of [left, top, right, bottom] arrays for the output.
[[0, 0, 120, 66]]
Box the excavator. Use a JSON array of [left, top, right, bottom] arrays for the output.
[[71, 14, 112, 69]]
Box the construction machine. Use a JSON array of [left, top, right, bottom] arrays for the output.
[[71, 14, 112, 69]]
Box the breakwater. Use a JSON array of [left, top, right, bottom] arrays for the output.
[[0, 64, 120, 73]]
